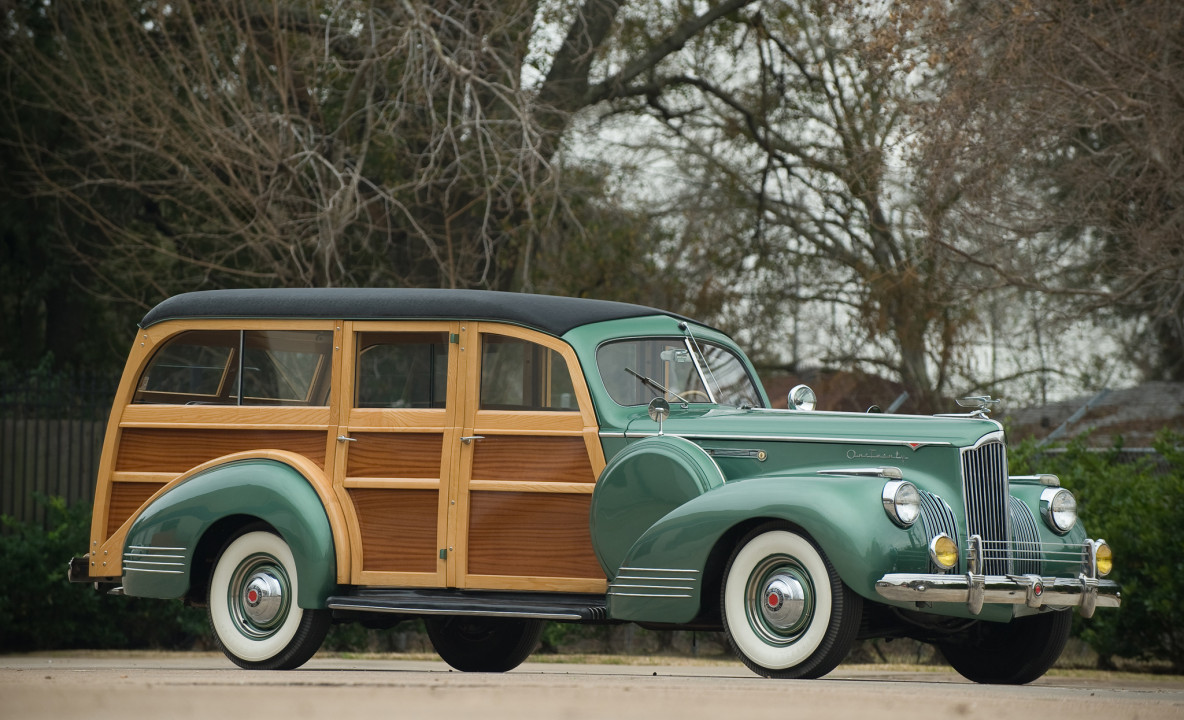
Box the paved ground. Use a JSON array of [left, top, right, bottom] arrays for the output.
[[2, 652, 1181, 720]]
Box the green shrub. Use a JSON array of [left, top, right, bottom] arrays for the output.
[[1009, 432, 1184, 671], [0, 496, 207, 652]]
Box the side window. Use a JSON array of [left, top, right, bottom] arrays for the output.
[[134, 330, 239, 404], [240, 331, 333, 405], [355, 332, 449, 409], [134, 329, 332, 406], [479, 335, 577, 411]]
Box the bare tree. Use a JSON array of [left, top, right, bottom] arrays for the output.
[[591, 1, 986, 410], [0, 0, 755, 312], [921, 0, 1184, 381]]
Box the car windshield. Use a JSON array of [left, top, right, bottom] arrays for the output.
[[596, 337, 763, 408]]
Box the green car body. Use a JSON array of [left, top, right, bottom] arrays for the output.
[[69, 289, 1119, 682]]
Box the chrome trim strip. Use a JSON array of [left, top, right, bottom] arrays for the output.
[[704, 448, 767, 460], [618, 432, 953, 447], [609, 583, 695, 591], [123, 566, 185, 575], [609, 566, 699, 598], [758, 408, 999, 423], [123, 544, 189, 576], [614, 575, 697, 582], [819, 467, 902, 478], [967, 430, 1006, 449], [682, 336, 718, 405]]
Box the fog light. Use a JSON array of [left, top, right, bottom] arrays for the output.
[[929, 534, 958, 570], [1095, 541, 1113, 577]]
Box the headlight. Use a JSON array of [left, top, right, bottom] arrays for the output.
[[1040, 487, 1077, 533], [929, 534, 958, 569], [882, 480, 920, 527]]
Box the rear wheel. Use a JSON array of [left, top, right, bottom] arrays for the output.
[[721, 525, 861, 679], [938, 610, 1072, 684], [426, 616, 543, 672], [208, 530, 330, 670]]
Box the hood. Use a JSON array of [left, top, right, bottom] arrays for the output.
[[622, 406, 1001, 449]]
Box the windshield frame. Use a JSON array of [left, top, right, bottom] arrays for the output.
[[594, 335, 765, 409]]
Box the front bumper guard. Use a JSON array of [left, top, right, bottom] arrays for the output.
[[874, 572, 1121, 618]]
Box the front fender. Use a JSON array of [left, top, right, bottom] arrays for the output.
[[121, 459, 336, 608], [607, 474, 928, 624]]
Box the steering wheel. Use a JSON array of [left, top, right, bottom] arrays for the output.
[[679, 390, 711, 403]]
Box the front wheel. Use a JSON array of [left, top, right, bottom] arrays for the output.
[[721, 525, 862, 679], [426, 616, 543, 672], [938, 610, 1072, 684], [208, 530, 330, 670]]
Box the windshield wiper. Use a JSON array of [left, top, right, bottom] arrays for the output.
[[624, 367, 690, 407]]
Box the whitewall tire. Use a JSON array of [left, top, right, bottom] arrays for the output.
[[721, 525, 861, 679], [208, 530, 330, 670]]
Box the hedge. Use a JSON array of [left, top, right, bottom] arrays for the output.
[[1009, 431, 1184, 671]]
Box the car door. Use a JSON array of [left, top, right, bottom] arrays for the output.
[[333, 321, 461, 587], [449, 323, 607, 593]]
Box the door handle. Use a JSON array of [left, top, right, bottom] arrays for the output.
[[459, 435, 484, 445], [336, 435, 357, 443]]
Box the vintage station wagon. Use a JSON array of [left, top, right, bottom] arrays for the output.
[[69, 288, 1120, 683]]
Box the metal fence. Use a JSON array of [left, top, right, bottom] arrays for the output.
[[0, 373, 115, 528]]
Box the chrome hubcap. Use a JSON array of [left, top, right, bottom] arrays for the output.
[[746, 556, 814, 646], [243, 571, 284, 626], [761, 573, 807, 631], [228, 554, 291, 639]]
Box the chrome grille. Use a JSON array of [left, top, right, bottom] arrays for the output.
[[919, 490, 959, 574], [1008, 497, 1042, 575], [961, 440, 1011, 574]]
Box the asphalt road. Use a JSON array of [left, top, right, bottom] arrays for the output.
[[2, 653, 1181, 720]]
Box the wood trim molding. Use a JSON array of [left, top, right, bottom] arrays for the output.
[[466, 480, 595, 494], [462, 575, 608, 593], [94, 450, 350, 581]]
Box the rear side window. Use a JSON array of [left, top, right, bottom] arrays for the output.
[[355, 331, 449, 409], [134, 330, 332, 406]]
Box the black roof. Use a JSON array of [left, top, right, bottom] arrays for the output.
[[139, 288, 687, 336]]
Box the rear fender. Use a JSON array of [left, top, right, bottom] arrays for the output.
[[121, 457, 337, 608]]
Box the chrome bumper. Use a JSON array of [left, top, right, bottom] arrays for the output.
[[875, 573, 1122, 618]]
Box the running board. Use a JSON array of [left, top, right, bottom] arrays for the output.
[[327, 588, 610, 622]]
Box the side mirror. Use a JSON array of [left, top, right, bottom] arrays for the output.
[[648, 397, 671, 434], [787, 384, 817, 411]]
